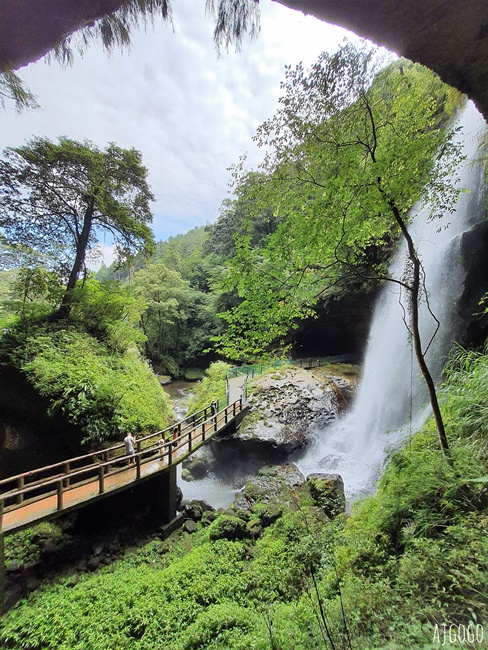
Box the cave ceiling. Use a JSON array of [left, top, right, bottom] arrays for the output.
[[0, 0, 487, 118]]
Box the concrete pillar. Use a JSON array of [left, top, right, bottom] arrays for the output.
[[150, 465, 177, 524], [72, 466, 180, 535]]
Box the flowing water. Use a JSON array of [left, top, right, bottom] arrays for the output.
[[294, 101, 486, 502], [162, 380, 241, 507]]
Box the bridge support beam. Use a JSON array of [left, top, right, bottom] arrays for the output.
[[72, 465, 180, 536], [0, 531, 4, 614], [147, 465, 178, 525]]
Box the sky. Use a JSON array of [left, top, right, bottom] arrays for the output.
[[1, 0, 357, 264]]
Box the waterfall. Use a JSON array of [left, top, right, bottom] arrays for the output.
[[295, 101, 486, 502]]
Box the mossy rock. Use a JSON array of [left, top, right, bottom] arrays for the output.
[[182, 457, 208, 480], [208, 515, 250, 541], [183, 368, 205, 381], [251, 501, 284, 527], [306, 473, 345, 519], [181, 468, 194, 482]]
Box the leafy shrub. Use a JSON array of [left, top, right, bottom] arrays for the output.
[[69, 277, 147, 352], [1, 341, 488, 650], [207, 515, 249, 541], [3, 324, 172, 442], [186, 361, 231, 413]]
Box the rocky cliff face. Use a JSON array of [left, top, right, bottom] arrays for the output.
[[3, 2, 488, 124]]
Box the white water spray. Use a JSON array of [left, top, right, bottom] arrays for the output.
[[295, 101, 486, 501]]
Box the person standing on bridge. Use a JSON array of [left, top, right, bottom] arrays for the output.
[[210, 399, 217, 416], [124, 432, 136, 464], [171, 425, 179, 449]]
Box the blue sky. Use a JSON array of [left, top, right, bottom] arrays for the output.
[[2, 0, 356, 265]]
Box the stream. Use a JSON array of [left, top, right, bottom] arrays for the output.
[[162, 380, 239, 509]]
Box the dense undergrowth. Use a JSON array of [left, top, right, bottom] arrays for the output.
[[0, 320, 172, 444], [1, 343, 487, 648], [186, 361, 231, 414]]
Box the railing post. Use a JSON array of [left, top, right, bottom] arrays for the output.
[[103, 450, 109, 474], [63, 462, 70, 488], [57, 480, 63, 510], [213, 415, 218, 432], [233, 401, 237, 417], [98, 466, 105, 494], [202, 422, 206, 442], [16, 476, 24, 504], [0, 503, 4, 613], [225, 407, 228, 424], [168, 444, 173, 466], [136, 455, 141, 480], [188, 427, 192, 453]]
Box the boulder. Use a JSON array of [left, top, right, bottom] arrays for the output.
[[182, 446, 217, 480], [211, 367, 356, 476], [207, 514, 249, 541], [183, 519, 198, 534], [306, 473, 346, 519], [233, 463, 307, 515], [181, 499, 215, 522]]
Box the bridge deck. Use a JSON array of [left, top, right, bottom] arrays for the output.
[[0, 400, 247, 535]]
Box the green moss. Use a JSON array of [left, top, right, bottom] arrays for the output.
[[208, 515, 250, 542], [1, 345, 487, 650]]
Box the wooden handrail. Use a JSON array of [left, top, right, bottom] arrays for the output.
[[0, 404, 216, 491], [0, 402, 245, 519]]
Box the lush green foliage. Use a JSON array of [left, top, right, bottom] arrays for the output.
[[0, 136, 155, 314], [133, 261, 219, 376], [95, 228, 224, 375], [213, 45, 462, 359], [186, 361, 231, 414], [69, 277, 147, 352], [1, 322, 171, 442], [1, 343, 487, 649]]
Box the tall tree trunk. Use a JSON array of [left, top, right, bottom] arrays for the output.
[[388, 198, 451, 459], [58, 205, 94, 318]]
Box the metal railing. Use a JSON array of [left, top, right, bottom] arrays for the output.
[[226, 354, 356, 380], [226, 354, 357, 402]]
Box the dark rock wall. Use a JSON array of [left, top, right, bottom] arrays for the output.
[[0, 366, 82, 480], [292, 290, 377, 358], [2, 1, 488, 123], [458, 220, 488, 347]]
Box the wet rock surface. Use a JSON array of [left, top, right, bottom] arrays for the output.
[[232, 463, 308, 514], [181, 445, 217, 481], [210, 366, 357, 478]]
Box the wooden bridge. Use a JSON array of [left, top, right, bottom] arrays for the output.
[[0, 399, 247, 537]]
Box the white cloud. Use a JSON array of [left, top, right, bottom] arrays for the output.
[[2, 0, 357, 241]]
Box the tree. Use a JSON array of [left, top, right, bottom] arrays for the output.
[[0, 136, 155, 316], [217, 43, 463, 456], [0, 69, 39, 112], [134, 261, 219, 375]]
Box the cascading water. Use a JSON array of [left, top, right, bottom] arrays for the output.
[[295, 101, 486, 502]]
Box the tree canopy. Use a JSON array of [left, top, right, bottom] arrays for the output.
[[215, 44, 461, 360], [0, 136, 155, 314]]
